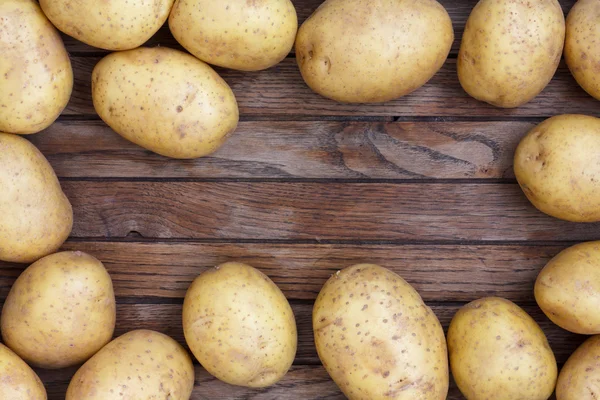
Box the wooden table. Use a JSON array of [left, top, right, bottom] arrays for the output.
[[4, 0, 600, 398]]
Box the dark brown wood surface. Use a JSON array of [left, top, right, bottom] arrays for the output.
[[5, 0, 599, 398]]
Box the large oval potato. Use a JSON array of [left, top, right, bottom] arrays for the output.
[[66, 330, 194, 399], [169, 0, 297, 71], [458, 0, 565, 108], [564, 0, 600, 101], [183, 262, 297, 387], [2, 251, 116, 369], [0, 134, 72, 263], [314, 264, 448, 400], [295, 0, 453, 103], [0, 343, 46, 400], [0, 0, 73, 134], [514, 114, 600, 222], [40, 0, 174, 51], [92, 47, 239, 159], [556, 335, 600, 400], [535, 241, 600, 334], [448, 297, 557, 400]]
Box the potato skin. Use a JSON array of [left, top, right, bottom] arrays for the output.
[[556, 335, 600, 400], [66, 330, 194, 400], [535, 241, 600, 334], [458, 0, 565, 108], [295, 0, 453, 103], [92, 47, 239, 159], [448, 297, 557, 400], [313, 264, 448, 400], [169, 0, 297, 71], [183, 262, 297, 387], [0, 134, 73, 263], [514, 114, 600, 222], [0, 0, 73, 134], [40, 0, 174, 51], [0, 343, 47, 400], [565, 0, 600, 101], [1, 251, 116, 369]]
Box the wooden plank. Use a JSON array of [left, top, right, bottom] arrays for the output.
[[61, 0, 576, 56], [63, 58, 598, 118], [31, 120, 525, 179], [25, 303, 583, 377], [61, 181, 600, 242], [0, 242, 564, 301]]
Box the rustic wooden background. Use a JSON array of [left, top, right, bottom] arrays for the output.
[[3, 0, 600, 398]]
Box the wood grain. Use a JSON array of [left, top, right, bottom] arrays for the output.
[[63, 58, 599, 118], [29, 302, 581, 399], [60, 181, 600, 242], [0, 242, 563, 301], [61, 0, 577, 56], [31, 120, 525, 179]]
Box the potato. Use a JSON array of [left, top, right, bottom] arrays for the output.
[[556, 335, 600, 400], [0, 134, 72, 263], [535, 241, 600, 334], [169, 0, 297, 71], [458, 0, 565, 108], [92, 47, 239, 159], [295, 0, 453, 103], [1, 251, 116, 369], [183, 262, 296, 387], [564, 0, 600, 101], [313, 264, 448, 400], [448, 297, 557, 400], [40, 0, 174, 51], [514, 114, 600, 222], [66, 330, 194, 399], [0, 343, 46, 400], [0, 0, 73, 134]]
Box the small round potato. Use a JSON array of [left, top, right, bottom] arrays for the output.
[[448, 297, 557, 400], [183, 262, 297, 387], [564, 0, 600, 101], [535, 241, 600, 334], [0, 134, 73, 263], [169, 0, 297, 71], [40, 0, 174, 51], [92, 47, 239, 159], [1, 251, 116, 369], [66, 330, 194, 400], [0, 343, 46, 400], [458, 0, 565, 108], [314, 264, 449, 400], [514, 114, 600, 222], [295, 0, 454, 103], [0, 0, 73, 134], [556, 335, 600, 400]]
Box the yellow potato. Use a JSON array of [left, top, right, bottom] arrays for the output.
[[556, 335, 600, 400], [183, 262, 297, 387], [514, 114, 600, 222], [92, 47, 239, 159], [169, 0, 297, 71], [2, 251, 116, 369], [66, 330, 194, 399], [0, 134, 72, 263], [295, 0, 453, 103], [0, 0, 73, 134], [565, 0, 600, 101], [0, 343, 46, 400], [535, 241, 600, 334], [448, 297, 557, 400], [458, 0, 565, 108], [40, 0, 174, 51], [314, 264, 448, 400]]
